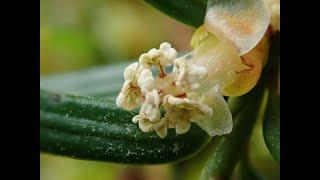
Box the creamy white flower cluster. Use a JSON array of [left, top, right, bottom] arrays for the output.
[[116, 42, 218, 138]]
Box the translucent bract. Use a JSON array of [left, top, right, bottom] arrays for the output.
[[204, 0, 270, 55]]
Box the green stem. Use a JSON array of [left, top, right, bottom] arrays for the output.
[[262, 33, 280, 163], [238, 141, 265, 180], [264, 33, 280, 95], [200, 32, 279, 180], [200, 76, 267, 180]]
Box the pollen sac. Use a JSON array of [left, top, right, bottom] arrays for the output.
[[204, 0, 270, 55]]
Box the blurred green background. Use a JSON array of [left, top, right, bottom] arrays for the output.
[[40, 0, 193, 75], [40, 0, 279, 179]]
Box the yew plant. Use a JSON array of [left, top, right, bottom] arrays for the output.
[[40, 0, 280, 179]]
